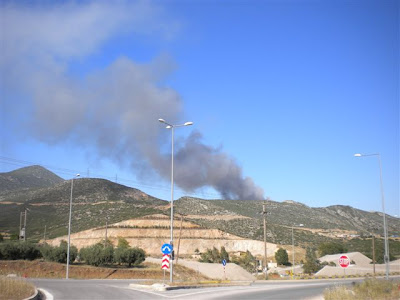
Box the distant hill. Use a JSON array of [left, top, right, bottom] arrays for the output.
[[0, 165, 64, 193], [0, 171, 168, 239], [0, 177, 165, 205], [174, 197, 400, 247], [0, 165, 399, 256]]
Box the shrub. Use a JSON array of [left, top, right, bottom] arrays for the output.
[[231, 250, 257, 273], [0, 242, 41, 260], [79, 243, 114, 266], [40, 241, 77, 264], [318, 242, 347, 257], [199, 246, 229, 263], [0, 243, 21, 260], [303, 247, 322, 274], [122, 248, 146, 267], [220, 246, 230, 263], [275, 248, 290, 266]]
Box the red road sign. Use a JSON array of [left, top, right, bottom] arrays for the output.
[[162, 254, 170, 269], [339, 255, 350, 268]]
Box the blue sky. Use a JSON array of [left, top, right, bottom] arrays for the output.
[[1, 0, 399, 216]]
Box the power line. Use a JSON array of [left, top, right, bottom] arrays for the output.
[[0, 156, 223, 199]]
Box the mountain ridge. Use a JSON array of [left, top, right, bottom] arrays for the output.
[[0, 165, 64, 193], [0, 166, 399, 250]]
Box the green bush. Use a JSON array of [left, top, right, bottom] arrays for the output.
[[79, 243, 114, 266], [231, 250, 257, 273], [275, 248, 290, 266], [199, 246, 230, 263], [40, 241, 77, 264], [303, 247, 322, 274], [0, 242, 41, 260], [122, 248, 146, 267], [318, 242, 347, 257]]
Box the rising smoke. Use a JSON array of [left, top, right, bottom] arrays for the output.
[[1, 1, 265, 200]]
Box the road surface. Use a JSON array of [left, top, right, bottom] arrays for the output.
[[30, 278, 362, 300]]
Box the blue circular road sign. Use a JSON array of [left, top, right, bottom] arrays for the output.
[[222, 259, 227, 266], [161, 243, 173, 254]]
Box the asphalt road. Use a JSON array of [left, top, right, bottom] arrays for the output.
[[30, 278, 362, 300]]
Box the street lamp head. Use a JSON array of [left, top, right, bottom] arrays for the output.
[[158, 118, 166, 123], [354, 153, 362, 157], [184, 122, 193, 126], [76, 174, 80, 177], [166, 125, 172, 129]]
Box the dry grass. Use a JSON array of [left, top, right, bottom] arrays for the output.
[[324, 278, 400, 300], [0, 260, 209, 281], [0, 276, 35, 300]]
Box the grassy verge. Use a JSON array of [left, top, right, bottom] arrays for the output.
[[324, 278, 400, 300], [0, 260, 210, 281], [0, 276, 35, 300]]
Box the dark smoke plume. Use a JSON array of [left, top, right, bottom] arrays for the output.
[[1, 1, 265, 200]]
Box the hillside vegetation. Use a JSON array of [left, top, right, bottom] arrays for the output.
[[1, 166, 399, 259]]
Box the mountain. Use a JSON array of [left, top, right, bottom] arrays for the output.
[[0, 165, 168, 239], [173, 197, 400, 247], [0, 165, 399, 257], [0, 165, 64, 193]]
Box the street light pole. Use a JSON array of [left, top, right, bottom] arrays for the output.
[[159, 118, 193, 283], [354, 153, 389, 279], [262, 202, 268, 279], [292, 226, 294, 279], [66, 174, 80, 280]]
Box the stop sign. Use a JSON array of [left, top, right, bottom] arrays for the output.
[[339, 255, 350, 268]]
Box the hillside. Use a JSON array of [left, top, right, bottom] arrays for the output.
[[174, 197, 400, 246], [0, 165, 63, 193], [0, 165, 399, 256], [0, 168, 168, 239]]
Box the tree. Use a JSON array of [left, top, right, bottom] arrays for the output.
[[231, 250, 257, 273], [318, 242, 347, 257], [40, 241, 77, 264], [79, 243, 114, 266], [123, 247, 146, 267], [199, 248, 217, 263], [275, 248, 289, 266], [303, 247, 321, 274], [220, 246, 229, 263], [0, 242, 41, 260], [0, 233, 3, 242], [199, 247, 227, 263], [115, 237, 130, 265], [117, 237, 130, 249]]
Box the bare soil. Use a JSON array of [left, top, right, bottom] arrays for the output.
[[0, 260, 210, 281]]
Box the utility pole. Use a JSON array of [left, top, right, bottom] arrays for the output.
[[44, 225, 47, 242], [292, 227, 295, 279], [23, 209, 27, 241], [372, 235, 376, 276], [19, 212, 23, 241], [176, 214, 184, 264], [104, 218, 108, 248], [263, 201, 268, 279]]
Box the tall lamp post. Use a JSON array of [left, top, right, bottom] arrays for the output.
[[159, 118, 193, 283], [354, 153, 389, 279], [291, 226, 295, 279], [66, 173, 80, 280]]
